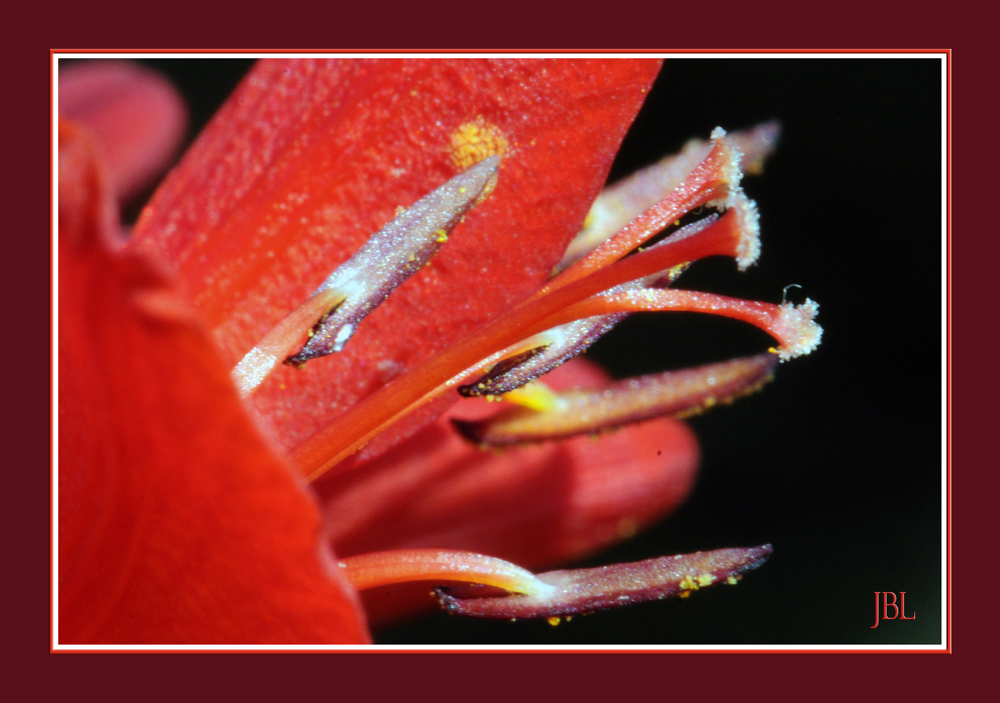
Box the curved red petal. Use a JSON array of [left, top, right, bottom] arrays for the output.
[[59, 61, 187, 205], [130, 58, 662, 454], [58, 122, 368, 644], [317, 359, 698, 624]]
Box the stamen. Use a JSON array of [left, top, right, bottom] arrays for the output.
[[453, 354, 778, 446], [338, 549, 556, 597], [287, 155, 500, 365], [436, 545, 773, 619], [231, 155, 501, 395], [230, 288, 344, 396]]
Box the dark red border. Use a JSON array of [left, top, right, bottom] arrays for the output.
[[24, 1, 991, 698]]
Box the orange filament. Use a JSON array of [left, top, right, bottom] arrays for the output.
[[231, 288, 344, 396], [338, 549, 554, 596]]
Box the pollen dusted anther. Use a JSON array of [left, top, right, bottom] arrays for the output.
[[432, 546, 773, 620], [231, 156, 501, 396], [285, 155, 502, 366]]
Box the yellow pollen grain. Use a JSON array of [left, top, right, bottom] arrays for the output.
[[697, 573, 715, 587], [435, 229, 448, 243], [503, 381, 561, 412], [547, 617, 561, 627], [727, 576, 739, 585], [450, 119, 510, 171], [678, 575, 700, 591]]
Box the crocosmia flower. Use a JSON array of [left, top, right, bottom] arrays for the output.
[[57, 57, 821, 645]]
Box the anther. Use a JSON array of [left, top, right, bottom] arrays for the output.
[[231, 156, 501, 395], [436, 545, 773, 619], [286, 155, 501, 366], [453, 354, 778, 446]]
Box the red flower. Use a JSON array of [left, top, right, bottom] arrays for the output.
[[57, 58, 818, 644]]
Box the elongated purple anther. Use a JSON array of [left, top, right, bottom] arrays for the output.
[[436, 545, 772, 619], [285, 155, 501, 366], [454, 353, 778, 446]]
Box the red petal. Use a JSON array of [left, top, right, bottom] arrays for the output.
[[58, 122, 368, 644], [130, 59, 662, 454], [317, 359, 698, 624], [59, 61, 187, 205]]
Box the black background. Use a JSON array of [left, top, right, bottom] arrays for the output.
[[128, 57, 944, 645]]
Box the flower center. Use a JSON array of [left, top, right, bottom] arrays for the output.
[[233, 128, 820, 482], [230, 126, 822, 622]]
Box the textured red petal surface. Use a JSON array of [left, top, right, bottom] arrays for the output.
[[130, 58, 662, 454], [318, 359, 698, 624], [58, 122, 368, 644]]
